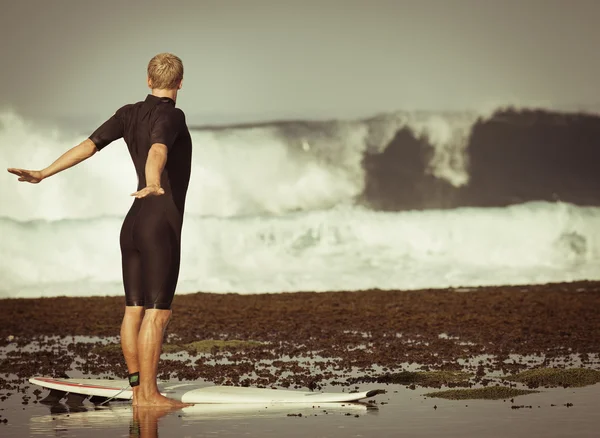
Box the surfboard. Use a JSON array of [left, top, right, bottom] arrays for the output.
[[29, 376, 384, 404]]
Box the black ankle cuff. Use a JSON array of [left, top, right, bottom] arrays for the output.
[[128, 372, 140, 387]]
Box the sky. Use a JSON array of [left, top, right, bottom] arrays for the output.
[[1, 0, 599, 127]]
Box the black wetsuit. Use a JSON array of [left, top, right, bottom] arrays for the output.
[[89, 94, 192, 309]]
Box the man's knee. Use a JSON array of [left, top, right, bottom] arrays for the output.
[[124, 305, 145, 313], [123, 305, 145, 320], [143, 309, 172, 326]]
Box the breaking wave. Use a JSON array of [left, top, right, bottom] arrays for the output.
[[2, 105, 600, 298]]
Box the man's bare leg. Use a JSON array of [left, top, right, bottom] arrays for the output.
[[120, 306, 145, 404], [136, 309, 189, 407]]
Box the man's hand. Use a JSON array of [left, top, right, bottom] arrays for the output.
[[131, 184, 165, 198], [7, 168, 44, 184], [7, 139, 97, 184]]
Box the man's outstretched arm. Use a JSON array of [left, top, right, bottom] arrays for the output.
[[7, 139, 98, 183]]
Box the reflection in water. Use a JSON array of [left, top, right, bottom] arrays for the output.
[[30, 400, 374, 436], [130, 405, 181, 438]]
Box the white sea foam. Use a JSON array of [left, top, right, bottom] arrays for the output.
[[2, 109, 599, 299], [1, 202, 599, 299]]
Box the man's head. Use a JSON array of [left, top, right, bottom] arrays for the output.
[[147, 53, 184, 90]]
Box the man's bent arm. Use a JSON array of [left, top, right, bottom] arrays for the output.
[[145, 143, 168, 188], [41, 139, 98, 180]]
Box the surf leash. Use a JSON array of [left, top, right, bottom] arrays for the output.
[[99, 373, 138, 406], [99, 383, 131, 406]]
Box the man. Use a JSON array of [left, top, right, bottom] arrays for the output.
[[8, 53, 192, 407]]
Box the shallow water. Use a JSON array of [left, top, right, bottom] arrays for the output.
[[1, 383, 597, 437]]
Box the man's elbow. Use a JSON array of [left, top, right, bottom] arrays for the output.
[[83, 139, 98, 157], [149, 143, 168, 166]]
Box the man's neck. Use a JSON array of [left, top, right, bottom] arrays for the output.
[[151, 89, 178, 103]]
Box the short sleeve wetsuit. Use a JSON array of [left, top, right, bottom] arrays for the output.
[[89, 94, 192, 309]]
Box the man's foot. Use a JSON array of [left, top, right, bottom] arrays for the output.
[[133, 392, 192, 408]]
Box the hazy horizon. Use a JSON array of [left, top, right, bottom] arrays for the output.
[[1, 0, 600, 127]]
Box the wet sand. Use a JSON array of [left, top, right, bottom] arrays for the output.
[[1, 281, 599, 437]]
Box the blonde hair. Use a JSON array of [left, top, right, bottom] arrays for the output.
[[147, 53, 184, 89]]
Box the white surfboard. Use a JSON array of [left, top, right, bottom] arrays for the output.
[[29, 376, 384, 404]]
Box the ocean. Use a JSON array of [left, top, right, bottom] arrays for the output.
[[2, 107, 600, 299]]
